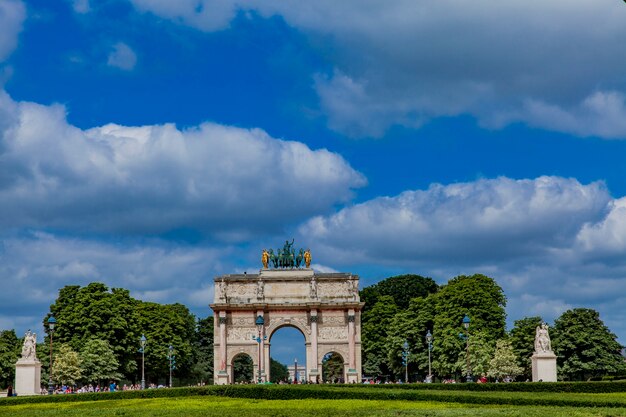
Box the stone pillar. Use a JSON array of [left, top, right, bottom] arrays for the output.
[[346, 309, 358, 383], [216, 312, 229, 385], [308, 310, 319, 382], [15, 358, 41, 396]]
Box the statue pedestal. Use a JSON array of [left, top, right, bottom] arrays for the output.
[[531, 352, 557, 382], [15, 358, 42, 395]]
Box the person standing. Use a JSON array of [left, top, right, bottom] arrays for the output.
[[6, 385, 13, 397]]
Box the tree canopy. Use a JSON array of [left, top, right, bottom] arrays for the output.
[[431, 274, 506, 377], [552, 308, 626, 381], [46, 283, 140, 378], [0, 330, 19, 388]]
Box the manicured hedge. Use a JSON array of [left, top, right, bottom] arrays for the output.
[[336, 381, 626, 393], [1, 383, 625, 408]]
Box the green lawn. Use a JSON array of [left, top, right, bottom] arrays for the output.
[[2, 384, 626, 417], [2, 396, 626, 417]]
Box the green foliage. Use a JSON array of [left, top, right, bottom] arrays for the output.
[[52, 344, 82, 385], [47, 283, 140, 378], [431, 274, 506, 377], [270, 358, 289, 383], [0, 330, 19, 388], [509, 316, 542, 380], [322, 352, 344, 382], [80, 338, 123, 385], [191, 316, 214, 384], [552, 308, 626, 381], [232, 354, 253, 383], [386, 297, 435, 381], [360, 274, 438, 314], [137, 301, 197, 384], [455, 332, 494, 378], [487, 339, 523, 381], [361, 296, 398, 378]]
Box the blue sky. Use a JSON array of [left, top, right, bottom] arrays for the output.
[[1, 0, 626, 366]]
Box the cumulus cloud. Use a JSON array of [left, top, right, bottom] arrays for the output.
[[0, 0, 25, 63], [297, 175, 626, 341], [0, 231, 228, 334], [0, 91, 365, 239], [107, 42, 137, 71], [300, 176, 611, 263], [124, 0, 626, 139]]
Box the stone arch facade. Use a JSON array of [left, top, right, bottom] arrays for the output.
[[211, 268, 363, 384]]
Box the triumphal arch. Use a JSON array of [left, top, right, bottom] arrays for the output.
[[210, 242, 363, 384]]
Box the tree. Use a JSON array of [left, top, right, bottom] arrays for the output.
[[386, 296, 435, 381], [0, 330, 19, 388], [270, 358, 289, 383], [46, 283, 140, 379], [361, 296, 398, 378], [322, 352, 344, 382], [487, 339, 523, 381], [552, 308, 626, 381], [509, 316, 542, 380], [360, 274, 439, 379], [52, 344, 82, 385], [191, 316, 214, 384], [455, 331, 494, 379], [431, 274, 506, 378], [360, 274, 438, 314], [80, 338, 123, 385], [136, 301, 196, 384]]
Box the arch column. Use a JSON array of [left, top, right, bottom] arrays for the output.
[[216, 311, 229, 385], [346, 308, 358, 383], [308, 310, 319, 382]]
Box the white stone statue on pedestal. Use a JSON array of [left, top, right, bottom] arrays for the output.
[[531, 323, 557, 382], [15, 330, 42, 395]]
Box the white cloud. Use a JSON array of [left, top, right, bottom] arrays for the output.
[[297, 175, 626, 342], [0, 90, 365, 239], [124, 0, 626, 139], [0, 0, 25, 63], [487, 91, 626, 139], [300, 176, 611, 264], [107, 42, 137, 71], [0, 231, 228, 335]]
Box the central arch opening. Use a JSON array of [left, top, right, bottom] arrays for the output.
[[232, 353, 253, 384], [269, 325, 306, 383]]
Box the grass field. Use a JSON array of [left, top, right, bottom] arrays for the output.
[[2, 396, 626, 417], [2, 385, 626, 417]]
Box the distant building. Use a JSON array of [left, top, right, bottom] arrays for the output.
[[287, 365, 306, 383]]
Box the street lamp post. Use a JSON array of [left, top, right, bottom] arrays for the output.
[[254, 315, 265, 384], [168, 345, 175, 388], [402, 341, 409, 383], [462, 315, 472, 383], [426, 330, 433, 383], [294, 358, 298, 384], [140, 334, 147, 389], [47, 316, 56, 395]]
